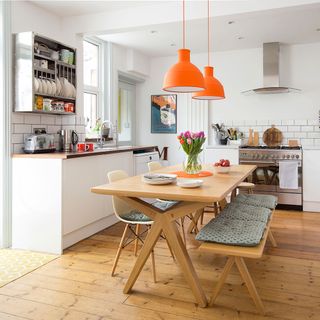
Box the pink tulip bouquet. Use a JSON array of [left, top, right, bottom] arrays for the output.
[[177, 131, 206, 174]]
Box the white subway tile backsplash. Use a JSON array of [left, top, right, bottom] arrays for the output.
[[294, 120, 307, 125], [14, 124, 32, 134], [41, 115, 55, 125], [244, 120, 257, 126], [308, 119, 318, 126], [288, 126, 300, 132], [307, 132, 320, 139], [256, 120, 269, 125], [303, 126, 314, 132], [13, 143, 24, 153], [224, 120, 233, 126], [277, 126, 288, 132], [294, 132, 307, 138], [12, 113, 24, 124], [11, 134, 24, 144], [232, 120, 245, 126], [62, 116, 76, 125], [76, 125, 86, 134], [301, 138, 314, 146], [24, 114, 41, 124], [268, 120, 281, 125], [55, 116, 62, 125], [47, 125, 61, 134], [281, 120, 294, 125]]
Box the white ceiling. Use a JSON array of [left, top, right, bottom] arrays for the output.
[[98, 3, 320, 56], [30, 0, 169, 17]]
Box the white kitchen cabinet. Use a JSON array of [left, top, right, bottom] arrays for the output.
[[303, 149, 320, 212], [205, 146, 239, 165], [12, 151, 134, 254]]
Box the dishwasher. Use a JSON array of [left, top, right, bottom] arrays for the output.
[[133, 151, 160, 175]]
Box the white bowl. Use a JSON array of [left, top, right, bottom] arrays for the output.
[[177, 179, 203, 188], [213, 166, 231, 174]]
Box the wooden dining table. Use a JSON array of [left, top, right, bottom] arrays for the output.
[[91, 164, 256, 307]]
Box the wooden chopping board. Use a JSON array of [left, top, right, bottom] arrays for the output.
[[263, 125, 283, 147]]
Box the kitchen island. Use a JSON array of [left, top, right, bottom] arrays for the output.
[[12, 145, 157, 254]]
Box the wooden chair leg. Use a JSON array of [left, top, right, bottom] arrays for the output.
[[187, 209, 202, 234], [235, 257, 265, 315], [209, 256, 235, 306], [268, 230, 277, 247], [134, 224, 140, 256], [111, 223, 129, 276], [164, 236, 175, 260], [180, 217, 187, 245]]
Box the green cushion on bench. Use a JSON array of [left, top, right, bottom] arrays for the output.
[[221, 202, 271, 224], [152, 200, 179, 211], [234, 194, 277, 209], [195, 215, 266, 247]]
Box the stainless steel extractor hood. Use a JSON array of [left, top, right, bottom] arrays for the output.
[[243, 42, 300, 94]]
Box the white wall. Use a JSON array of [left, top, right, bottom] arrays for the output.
[[136, 43, 320, 164]]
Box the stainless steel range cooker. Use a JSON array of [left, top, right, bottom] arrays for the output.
[[239, 146, 302, 208]]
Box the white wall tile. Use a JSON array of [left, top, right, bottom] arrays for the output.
[[13, 143, 24, 153], [294, 132, 307, 138], [256, 120, 268, 125], [41, 115, 55, 125], [294, 120, 307, 125], [13, 124, 32, 134], [12, 113, 24, 124], [281, 120, 294, 125], [76, 125, 86, 134], [62, 116, 76, 125], [55, 116, 62, 125], [24, 114, 41, 124], [244, 120, 257, 126], [277, 126, 288, 132], [232, 120, 245, 126], [47, 125, 61, 134], [301, 138, 314, 146], [308, 119, 318, 125], [288, 126, 300, 132], [314, 139, 320, 145], [303, 126, 314, 132], [307, 132, 320, 139], [268, 120, 281, 125], [11, 133, 24, 144]]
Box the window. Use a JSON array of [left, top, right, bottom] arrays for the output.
[[83, 39, 102, 137]]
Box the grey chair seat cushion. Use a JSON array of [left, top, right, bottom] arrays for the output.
[[122, 210, 152, 222], [196, 215, 266, 247], [221, 202, 271, 224], [152, 200, 179, 211], [234, 194, 277, 209]]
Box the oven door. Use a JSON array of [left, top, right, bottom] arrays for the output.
[[240, 160, 278, 192]]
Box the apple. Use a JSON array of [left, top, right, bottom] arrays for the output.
[[213, 159, 230, 167]]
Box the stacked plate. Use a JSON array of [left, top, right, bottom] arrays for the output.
[[34, 77, 76, 99], [177, 179, 203, 188], [142, 173, 177, 185]]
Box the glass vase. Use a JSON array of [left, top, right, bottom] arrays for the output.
[[183, 153, 202, 175]]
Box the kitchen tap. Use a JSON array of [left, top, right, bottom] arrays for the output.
[[99, 120, 118, 147]]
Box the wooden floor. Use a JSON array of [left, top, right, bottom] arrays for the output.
[[1, 210, 320, 320]]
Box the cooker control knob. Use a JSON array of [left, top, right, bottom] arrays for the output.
[[282, 155, 286, 159], [286, 155, 290, 159], [296, 154, 300, 159], [291, 154, 295, 159]]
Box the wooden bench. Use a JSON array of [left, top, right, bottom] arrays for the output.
[[199, 209, 276, 315]]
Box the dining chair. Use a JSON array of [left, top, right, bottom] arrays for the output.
[[107, 170, 157, 281], [238, 182, 255, 194]]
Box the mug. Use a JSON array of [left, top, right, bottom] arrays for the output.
[[86, 143, 94, 151], [40, 60, 48, 69], [77, 143, 89, 152]]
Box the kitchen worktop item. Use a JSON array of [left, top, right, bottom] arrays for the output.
[[263, 125, 283, 147], [24, 133, 55, 154]]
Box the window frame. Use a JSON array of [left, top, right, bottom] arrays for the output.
[[83, 37, 104, 136]]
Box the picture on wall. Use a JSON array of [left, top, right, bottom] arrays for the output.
[[151, 94, 177, 134]]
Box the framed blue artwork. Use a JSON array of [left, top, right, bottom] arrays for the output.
[[151, 94, 177, 134]]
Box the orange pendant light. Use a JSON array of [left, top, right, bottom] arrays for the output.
[[163, 0, 205, 93], [192, 0, 225, 100]]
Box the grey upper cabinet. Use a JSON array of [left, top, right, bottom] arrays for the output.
[[14, 31, 77, 115]]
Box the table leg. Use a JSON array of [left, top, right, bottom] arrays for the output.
[[162, 217, 208, 307], [187, 209, 203, 234], [123, 217, 162, 294]]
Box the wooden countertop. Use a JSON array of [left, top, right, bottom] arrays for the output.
[[12, 145, 158, 159]]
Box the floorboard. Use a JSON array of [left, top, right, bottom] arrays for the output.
[[0, 210, 320, 319]]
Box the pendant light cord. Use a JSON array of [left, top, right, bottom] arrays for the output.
[[183, 0, 186, 48], [207, 0, 210, 66]]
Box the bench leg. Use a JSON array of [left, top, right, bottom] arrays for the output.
[[235, 257, 265, 315], [268, 230, 277, 247], [209, 256, 235, 306]]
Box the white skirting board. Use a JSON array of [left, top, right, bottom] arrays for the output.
[[303, 201, 320, 213], [63, 214, 119, 251]]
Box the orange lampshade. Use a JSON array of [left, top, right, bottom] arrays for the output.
[[163, 49, 205, 93], [192, 66, 225, 100]]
